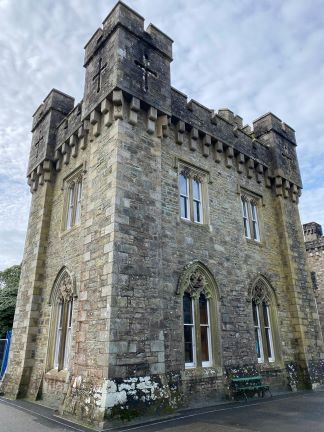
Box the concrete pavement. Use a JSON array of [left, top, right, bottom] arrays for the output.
[[1, 391, 324, 432]]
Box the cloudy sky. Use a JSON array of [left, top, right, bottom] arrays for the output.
[[0, 0, 323, 270]]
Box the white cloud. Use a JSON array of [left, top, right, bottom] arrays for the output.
[[0, 0, 323, 269]]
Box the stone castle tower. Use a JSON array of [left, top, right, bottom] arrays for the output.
[[3, 2, 324, 427], [304, 222, 324, 341]]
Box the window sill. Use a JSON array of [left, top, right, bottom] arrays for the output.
[[180, 218, 210, 231], [60, 223, 81, 239], [245, 238, 263, 247], [45, 368, 69, 382]]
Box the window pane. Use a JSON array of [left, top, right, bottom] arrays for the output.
[[255, 328, 261, 358], [241, 199, 251, 238], [192, 179, 200, 201], [252, 301, 258, 326], [181, 196, 188, 219], [199, 294, 208, 324], [252, 301, 263, 361], [179, 174, 188, 196], [251, 203, 260, 241], [75, 181, 82, 225], [183, 293, 193, 324], [67, 187, 74, 229], [200, 326, 209, 362], [64, 301, 73, 369], [54, 303, 63, 369], [193, 201, 201, 223], [263, 302, 269, 326], [184, 326, 194, 363]]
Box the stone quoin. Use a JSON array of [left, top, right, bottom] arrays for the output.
[[2, 1, 324, 428]]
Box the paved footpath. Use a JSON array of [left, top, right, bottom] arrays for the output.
[[1, 391, 324, 432]]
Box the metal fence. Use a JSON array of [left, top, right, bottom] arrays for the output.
[[0, 331, 12, 380]]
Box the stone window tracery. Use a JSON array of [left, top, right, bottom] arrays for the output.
[[241, 194, 260, 241], [251, 278, 277, 364], [178, 262, 219, 369], [179, 166, 206, 224], [64, 171, 83, 230], [50, 269, 75, 371]]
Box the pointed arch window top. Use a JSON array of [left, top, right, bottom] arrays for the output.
[[49, 267, 77, 305], [177, 260, 220, 300]]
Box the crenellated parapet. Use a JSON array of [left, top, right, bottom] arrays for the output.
[[27, 1, 302, 203]]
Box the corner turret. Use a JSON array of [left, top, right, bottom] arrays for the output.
[[82, 1, 173, 117], [28, 89, 74, 177], [253, 113, 302, 189], [303, 222, 323, 242]]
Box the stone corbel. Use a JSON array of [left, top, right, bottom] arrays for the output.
[[31, 169, 38, 192], [214, 140, 223, 163], [37, 164, 44, 185], [90, 110, 101, 137], [69, 134, 78, 158], [27, 175, 32, 192], [256, 163, 263, 184], [43, 160, 52, 182], [128, 96, 139, 126], [61, 141, 71, 165], [275, 176, 283, 196], [147, 106, 157, 135], [157, 115, 169, 138], [283, 179, 290, 198], [113, 90, 124, 120], [101, 97, 113, 128], [246, 158, 254, 178], [54, 149, 63, 171], [78, 123, 88, 150], [176, 120, 185, 145], [264, 168, 272, 188], [225, 146, 234, 168], [291, 184, 298, 203], [211, 111, 217, 125], [202, 134, 211, 157], [190, 127, 198, 151], [237, 152, 245, 173]]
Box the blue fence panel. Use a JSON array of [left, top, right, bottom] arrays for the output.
[[0, 330, 12, 380]]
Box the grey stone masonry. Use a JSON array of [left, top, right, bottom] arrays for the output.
[[304, 222, 324, 347], [3, 1, 324, 428]]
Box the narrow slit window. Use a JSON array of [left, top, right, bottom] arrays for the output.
[[54, 302, 64, 369], [183, 293, 195, 367], [75, 182, 82, 225], [192, 179, 203, 223], [263, 302, 275, 362], [63, 300, 73, 368], [252, 300, 263, 363], [251, 202, 260, 241], [241, 198, 251, 239], [199, 294, 212, 366], [66, 186, 75, 230], [179, 174, 190, 220]]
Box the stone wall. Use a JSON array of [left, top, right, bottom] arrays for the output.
[[3, 1, 324, 427], [304, 223, 324, 348]]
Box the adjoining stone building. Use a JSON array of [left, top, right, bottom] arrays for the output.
[[304, 222, 324, 340], [2, 1, 324, 427]]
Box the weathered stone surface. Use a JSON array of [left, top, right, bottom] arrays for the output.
[[3, 1, 324, 428]]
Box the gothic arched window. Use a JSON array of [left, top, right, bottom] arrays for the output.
[[64, 171, 83, 231], [251, 277, 279, 364], [178, 262, 220, 369], [49, 269, 75, 371]]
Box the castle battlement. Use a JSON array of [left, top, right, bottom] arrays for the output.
[[7, 2, 324, 426], [27, 0, 302, 202]]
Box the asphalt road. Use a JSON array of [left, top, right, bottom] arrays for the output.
[[1, 391, 324, 432]]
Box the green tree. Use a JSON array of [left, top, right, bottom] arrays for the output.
[[0, 264, 21, 338]]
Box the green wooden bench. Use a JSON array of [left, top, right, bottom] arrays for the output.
[[230, 376, 272, 401]]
